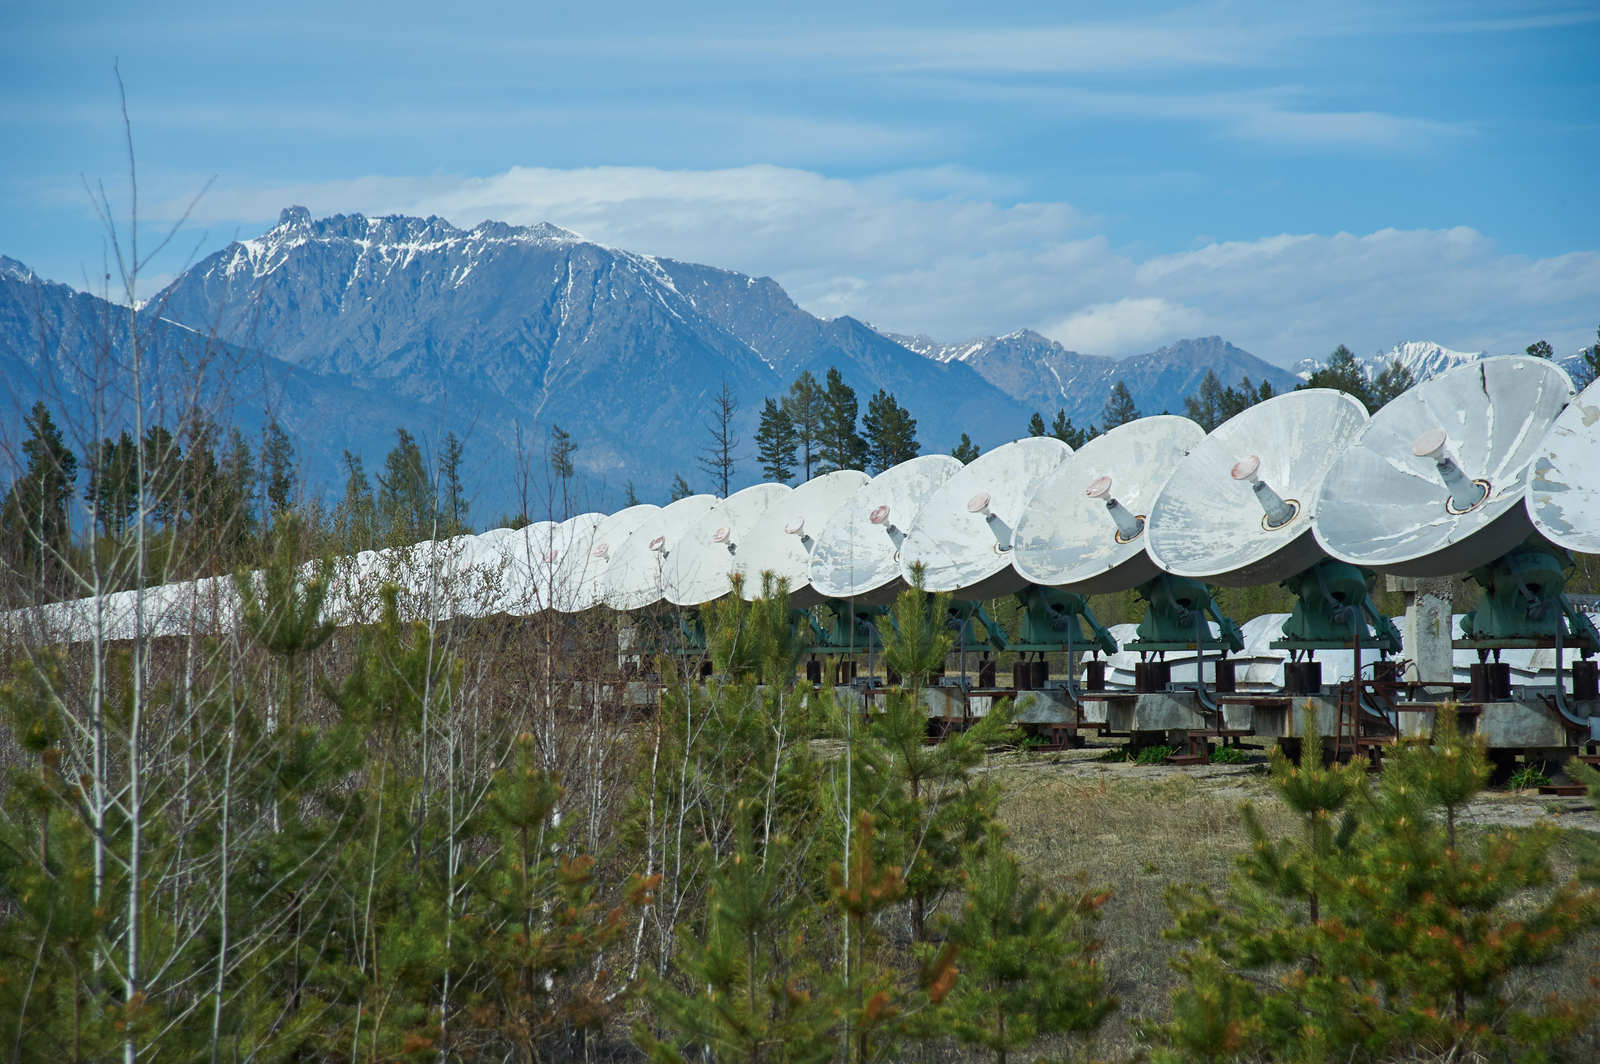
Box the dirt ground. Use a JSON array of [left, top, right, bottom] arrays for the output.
[[977, 740, 1600, 1061]]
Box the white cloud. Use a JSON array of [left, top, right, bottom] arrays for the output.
[[1045, 298, 1207, 354], [154, 164, 1600, 363]]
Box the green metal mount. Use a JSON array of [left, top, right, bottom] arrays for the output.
[[1126, 573, 1244, 654], [1272, 559, 1401, 654], [675, 607, 707, 653], [1011, 585, 1118, 656], [1461, 538, 1599, 655], [810, 599, 890, 654], [947, 598, 1009, 653]]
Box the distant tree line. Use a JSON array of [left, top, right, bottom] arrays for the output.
[[0, 407, 475, 605]]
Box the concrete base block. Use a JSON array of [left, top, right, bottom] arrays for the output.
[[1084, 692, 1209, 732], [1011, 689, 1077, 725], [922, 687, 969, 720], [1249, 697, 1340, 739], [1398, 696, 1583, 749], [830, 685, 867, 718]]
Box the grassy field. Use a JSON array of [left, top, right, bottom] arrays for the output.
[[976, 741, 1600, 1062]]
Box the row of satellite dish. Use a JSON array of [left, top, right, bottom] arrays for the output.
[[559, 355, 1597, 613], [10, 356, 1598, 642]]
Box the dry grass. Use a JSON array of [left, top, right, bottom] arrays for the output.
[[977, 740, 1600, 1062]]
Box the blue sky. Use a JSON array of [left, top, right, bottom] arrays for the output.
[[2, 1, 1596, 364]]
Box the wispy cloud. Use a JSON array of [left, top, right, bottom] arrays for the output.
[[146, 164, 1600, 363]]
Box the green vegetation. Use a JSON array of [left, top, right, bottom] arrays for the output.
[[1155, 715, 1600, 1063]]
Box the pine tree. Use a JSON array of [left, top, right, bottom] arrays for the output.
[[0, 402, 78, 592], [1100, 380, 1139, 429], [1300, 344, 1376, 411], [950, 434, 980, 464], [438, 430, 467, 534], [859, 578, 1016, 943], [1156, 723, 1369, 1062], [472, 735, 655, 1060], [669, 473, 694, 501], [1217, 375, 1263, 421], [549, 423, 577, 513], [179, 414, 223, 538], [141, 423, 183, 529], [235, 514, 335, 731], [1573, 325, 1600, 388], [639, 802, 831, 1064], [261, 418, 296, 519], [216, 426, 259, 555], [1370, 359, 1415, 408], [783, 370, 823, 481], [700, 377, 741, 496], [1026, 412, 1046, 437], [1332, 710, 1598, 1055], [377, 427, 435, 542], [827, 811, 958, 1064], [1526, 339, 1554, 359], [861, 389, 919, 473], [755, 396, 799, 483], [1156, 712, 1600, 1062], [336, 450, 377, 550], [84, 429, 137, 539], [938, 825, 1114, 1064], [817, 368, 868, 473], [1183, 370, 1228, 430], [624, 480, 641, 506], [1049, 410, 1092, 447]]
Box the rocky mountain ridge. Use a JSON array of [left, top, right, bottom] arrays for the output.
[[9, 207, 1512, 518]]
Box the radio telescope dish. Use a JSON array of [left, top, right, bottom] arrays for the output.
[[1014, 416, 1205, 594], [738, 469, 872, 607], [1526, 377, 1600, 555], [665, 483, 795, 606], [497, 520, 557, 614], [808, 455, 962, 604], [899, 437, 1073, 599], [603, 494, 719, 611], [1147, 390, 1368, 587], [554, 504, 660, 613], [1315, 356, 1575, 576], [541, 513, 606, 612]]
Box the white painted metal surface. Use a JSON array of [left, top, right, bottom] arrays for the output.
[[1148, 389, 1368, 586], [665, 483, 795, 606], [1014, 415, 1204, 594], [554, 504, 660, 612], [899, 437, 1073, 599], [1527, 375, 1600, 554], [603, 494, 719, 611], [808, 454, 962, 604], [1315, 356, 1574, 576], [538, 513, 607, 612], [739, 469, 870, 606]]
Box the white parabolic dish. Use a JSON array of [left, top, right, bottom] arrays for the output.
[[1314, 356, 1575, 577], [808, 454, 962, 604], [1148, 389, 1368, 587], [738, 469, 870, 606], [1526, 375, 1600, 555], [899, 437, 1072, 600], [603, 494, 719, 611], [1014, 415, 1205, 595], [498, 520, 558, 615], [554, 504, 661, 613], [665, 483, 794, 606], [541, 513, 606, 612]]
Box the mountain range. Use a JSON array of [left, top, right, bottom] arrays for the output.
[[1, 209, 1546, 520]]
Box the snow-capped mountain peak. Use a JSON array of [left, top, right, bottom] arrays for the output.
[[1294, 340, 1485, 383]]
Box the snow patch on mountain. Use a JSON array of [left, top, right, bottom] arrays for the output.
[[1293, 340, 1484, 383]]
